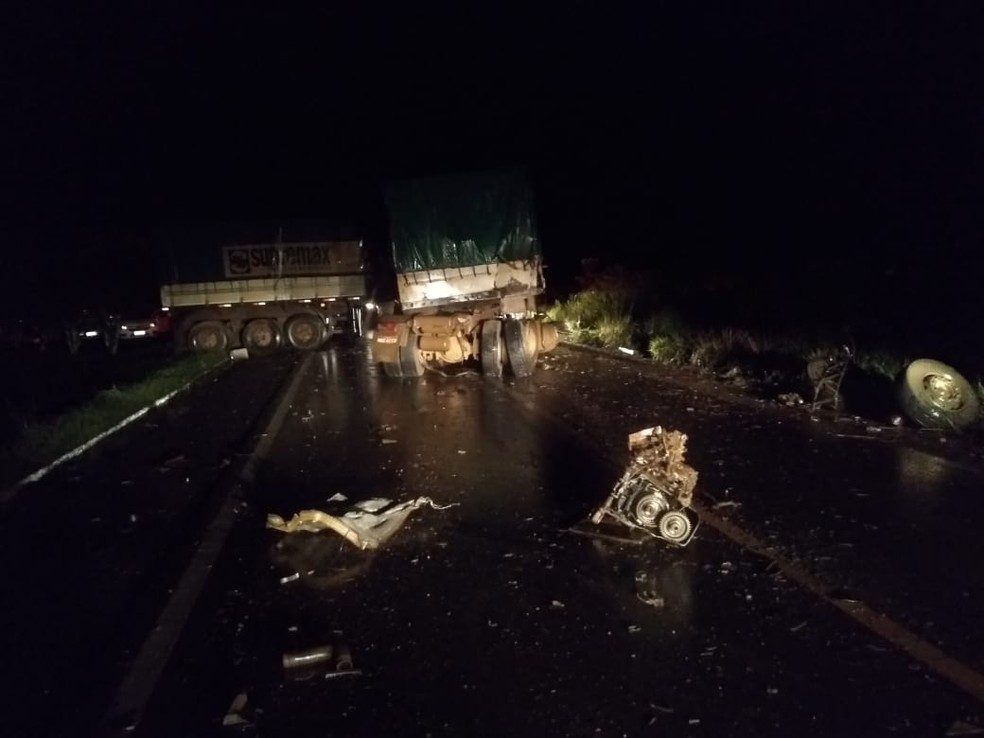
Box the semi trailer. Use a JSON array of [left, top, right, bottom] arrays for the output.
[[372, 167, 558, 378], [155, 220, 370, 354]]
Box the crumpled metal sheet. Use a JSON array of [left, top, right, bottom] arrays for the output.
[[267, 496, 456, 550]]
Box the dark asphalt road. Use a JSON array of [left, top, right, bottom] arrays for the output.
[[3, 340, 984, 737], [138, 343, 984, 736]]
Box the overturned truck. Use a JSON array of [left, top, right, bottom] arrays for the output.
[[372, 168, 558, 378]]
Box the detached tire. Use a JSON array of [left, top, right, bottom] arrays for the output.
[[504, 319, 538, 378], [242, 319, 282, 356], [285, 313, 326, 351], [480, 319, 505, 377], [898, 358, 980, 430], [188, 321, 228, 352]]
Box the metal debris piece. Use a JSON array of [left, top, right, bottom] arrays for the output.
[[279, 572, 300, 585], [222, 692, 252, 729], [267, 497, 458, 550], [587, 426, 700, 547], [335, 643, 354, 671], [283, 646, 333, 669]]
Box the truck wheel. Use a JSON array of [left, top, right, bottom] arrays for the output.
[[285, 314, 326, 351], [480, 319, 505, 377], [505, 319, 538, 377], [188, 321, 228, 352], [898, 358, 980, 430], [242, 319, 282, 356]]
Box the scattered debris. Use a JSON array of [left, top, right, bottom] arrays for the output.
[[279, 572, 300, 585], [229, 348, 249, 361], [327, 493, 348, 502], [618, 347, 636, 355], [637, 591, 665, 609], [381, 438, 398, 445], [550, 600, 565, 609], [267, 497, 458, 550], [808, 347, 851, 415], [947, 721, 984, 736], [776, 392, 805, 407], [789, 621, 807, 632], [582, 427, 700, 547]]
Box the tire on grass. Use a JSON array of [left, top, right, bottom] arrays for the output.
[[898, 358, 980, 430]]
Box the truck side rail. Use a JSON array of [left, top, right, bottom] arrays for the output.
[[161, 274, 368, 308]]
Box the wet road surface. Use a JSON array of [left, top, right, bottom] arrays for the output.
[[134, 342, 984, 736], [3, 340, 984, 736]]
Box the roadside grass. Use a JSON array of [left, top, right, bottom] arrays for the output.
[[1, 350, 227, 484], [545, 284, 983, 428]]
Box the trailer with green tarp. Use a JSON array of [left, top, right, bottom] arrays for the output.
[[372, 167, 558, 378]]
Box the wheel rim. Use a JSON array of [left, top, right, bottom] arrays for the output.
[[922, 373, 966, 412]]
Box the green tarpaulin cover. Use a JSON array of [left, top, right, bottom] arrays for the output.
[[384, 167, 540, 273]]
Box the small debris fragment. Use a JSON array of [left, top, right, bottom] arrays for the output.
[[777, 392, 805, 407], [551, 600, 565, 609], [222, 692, 252, 728], [618, 347, 636, 355], [637, 592, 665, 608], [327, 493, 348, 502], [457, 449, 467, 454], [279, 572, 300, 585], [628, 624, 641, 633], [381, 438, 398, 445], [789, 621, 807, 632], [283, 646, 333, 670]]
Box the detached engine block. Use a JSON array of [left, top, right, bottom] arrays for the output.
[[591, 426, 700, 546]]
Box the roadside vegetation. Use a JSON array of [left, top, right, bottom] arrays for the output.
[[544, 262, 984, 430], [1, 350, 226, 487]]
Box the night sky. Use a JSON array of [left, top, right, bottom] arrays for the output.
[[3, 2, 983, 345]]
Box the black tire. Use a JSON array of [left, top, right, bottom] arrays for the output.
[[504, 319, 538, 378], [898, 358, 980, 430], [285, 313, 326, 351], [188, 321, 228, 352], [242, 319, 282, 356], [382, 360, 405, 378], [480, 319, 505, 377], [398, 337, 425, 377]]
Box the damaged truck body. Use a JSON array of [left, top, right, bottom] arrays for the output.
[[372, 167, 559, 378], [155, 220, 370, 354]]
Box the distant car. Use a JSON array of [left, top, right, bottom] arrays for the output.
[[117, 317, 160, 340]]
